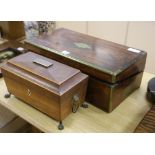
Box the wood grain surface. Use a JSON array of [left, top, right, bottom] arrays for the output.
[[1, 52, 88, 122], [25, 28, 147, 83]]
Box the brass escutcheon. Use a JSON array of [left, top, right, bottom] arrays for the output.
[[27, 89, 31, 96]]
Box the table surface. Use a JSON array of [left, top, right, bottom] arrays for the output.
[[0, 72, 154, 133]]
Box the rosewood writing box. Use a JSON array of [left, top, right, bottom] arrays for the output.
[[1, 52, 88, 130], [24, 28, 147, 112]]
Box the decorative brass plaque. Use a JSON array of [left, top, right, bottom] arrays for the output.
[[74, 42, 91, 49]]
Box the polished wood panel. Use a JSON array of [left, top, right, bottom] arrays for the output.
[[1, 52, 88, 124], [8, 52, 80, 85], [86, 72, 143, 112], [0, 72, 153, 132], [25, 28, 147, 83]]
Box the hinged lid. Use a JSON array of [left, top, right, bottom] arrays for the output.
[[25, 28, 147, 83], [2, 52, 84, 95]]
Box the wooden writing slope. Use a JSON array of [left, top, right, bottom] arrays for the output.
[[0, 72, 153, 132]]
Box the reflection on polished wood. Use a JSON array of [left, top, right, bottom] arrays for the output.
[[0, 72, 153, 133]]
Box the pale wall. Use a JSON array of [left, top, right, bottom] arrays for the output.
[[56, 21, 87, 34], [56, 21, 155, 74], [88, 21, 128, 44]]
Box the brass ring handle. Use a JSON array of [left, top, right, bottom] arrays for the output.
[[72, 95, 80, 113]]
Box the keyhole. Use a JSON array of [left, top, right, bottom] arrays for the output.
[[27, 89, 31, 96]]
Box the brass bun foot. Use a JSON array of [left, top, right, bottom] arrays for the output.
[[58, 121, 64, 130], [4, 93, 11, 98], [81, 103, 88, 108]]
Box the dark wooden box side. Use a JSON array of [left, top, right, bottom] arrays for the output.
[[86, 72, 143, 112], [2, 69, 61, 121], [61, 77, 88, 120], [111, 72, 143, 111], [1, 64, 88, 121], [116, 55, 146, 82]]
